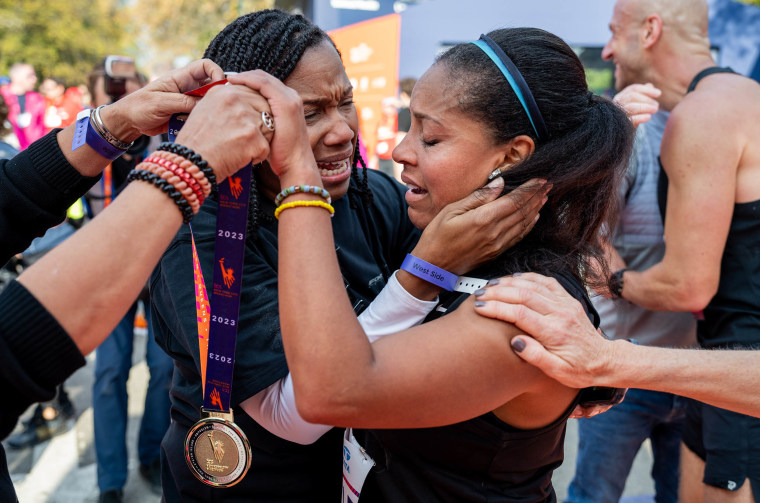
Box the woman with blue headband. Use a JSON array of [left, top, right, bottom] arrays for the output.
[[241, 26, 635, 502]]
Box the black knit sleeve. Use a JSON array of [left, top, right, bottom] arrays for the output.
[[0, 129, 100, 264], [0, 281, 85, 440]]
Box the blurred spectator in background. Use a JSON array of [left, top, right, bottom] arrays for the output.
[[395, 77, 415, 143], [39, 77, 84, 132], [0, 94, 18, 159], [0, 63, 46, 150], [375, 96, 398, 177], [394, 77, 415, 180], [77, 83, 92, 109]]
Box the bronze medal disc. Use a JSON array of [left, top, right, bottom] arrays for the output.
[[185, 417, 251, 487]]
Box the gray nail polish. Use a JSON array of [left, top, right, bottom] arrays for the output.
[[511, 338, 526, 352]]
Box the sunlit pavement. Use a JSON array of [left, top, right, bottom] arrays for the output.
[[5, 330, 656, 502]]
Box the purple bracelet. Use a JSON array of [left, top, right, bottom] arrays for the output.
[[400, 254, 458, 291], [71, 112, 126, 160]]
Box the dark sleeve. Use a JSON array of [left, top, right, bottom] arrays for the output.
[[0, 281, 86, 440], [150, 205, 289, 410], [0, 130, 100, 265], [396, 107, 411, 133]]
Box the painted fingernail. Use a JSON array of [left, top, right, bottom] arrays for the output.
[[474, 288, 486, 297], [487, 278, 500, 286], [511, 338, 526, 352], [474, 300, 486, 307], [513, 272, 522, 277]]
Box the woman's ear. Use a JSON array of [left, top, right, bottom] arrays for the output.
[[502, 135, 535, 167], [488, 135, 536, 181]]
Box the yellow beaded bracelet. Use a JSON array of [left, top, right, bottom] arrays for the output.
[[274, 200, 335, 220]]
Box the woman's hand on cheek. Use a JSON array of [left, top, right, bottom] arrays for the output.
[[412, 178, 548, 275], [175, 82, 273, 180], [227, 71, 320, 186]]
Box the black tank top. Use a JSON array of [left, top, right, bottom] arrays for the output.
[[357, 271, 597, 503], [657, 67, 735, 218], [657, 67, 760, 348], [699, 199, 760, 348]]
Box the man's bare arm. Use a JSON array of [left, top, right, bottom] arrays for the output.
[[619, 95, 740, 311], [473, 273, 760, 418]]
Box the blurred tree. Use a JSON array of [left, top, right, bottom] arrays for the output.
[[0, 0, 128, 86], [737, 0, 760, 5], [129, 0, 273, 76]]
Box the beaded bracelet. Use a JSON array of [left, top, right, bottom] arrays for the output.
[[128, 168, 194, 221], [132, 168, 194, 223], [127, 169, 194, 224], [275, 185, 331, 206], [274, 200, 335, 220], [150, 150, 211, 199], [140, 161, 201, 215], [144, 155, 205, 205], [157, 142, 217, 191]]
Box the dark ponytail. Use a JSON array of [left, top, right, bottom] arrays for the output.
[[438, 28, 634, 287]]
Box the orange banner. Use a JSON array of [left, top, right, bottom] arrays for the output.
[[329, 13, 400, 165]]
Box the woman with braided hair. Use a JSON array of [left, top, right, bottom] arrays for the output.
[[150, 10, 545, 502]]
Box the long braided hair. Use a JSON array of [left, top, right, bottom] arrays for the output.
[[203, 9, 373, 236]]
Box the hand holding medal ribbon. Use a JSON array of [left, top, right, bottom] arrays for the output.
[[173, 74, 280, 488], [175, 70, 329, 488]]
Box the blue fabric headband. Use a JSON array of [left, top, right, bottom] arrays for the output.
[[470, 34, 548, 140]]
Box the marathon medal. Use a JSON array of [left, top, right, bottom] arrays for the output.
[[173, 88, 253, 487], [185, 408, 251, 487]]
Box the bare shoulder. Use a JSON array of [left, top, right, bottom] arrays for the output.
[[686, 73, 760, 201], [451, 292, 580, 429], [674, 73, 760, 134], [663, 73, 759, 179]]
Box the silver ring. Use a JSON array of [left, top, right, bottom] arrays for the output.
[[261, 111, 275, 132]]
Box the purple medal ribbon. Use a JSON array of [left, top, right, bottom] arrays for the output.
[[202, 166, 251, 413], [169, 117, 250, 414]]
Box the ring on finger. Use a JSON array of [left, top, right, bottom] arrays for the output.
[[261, 111, 275, 132]]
